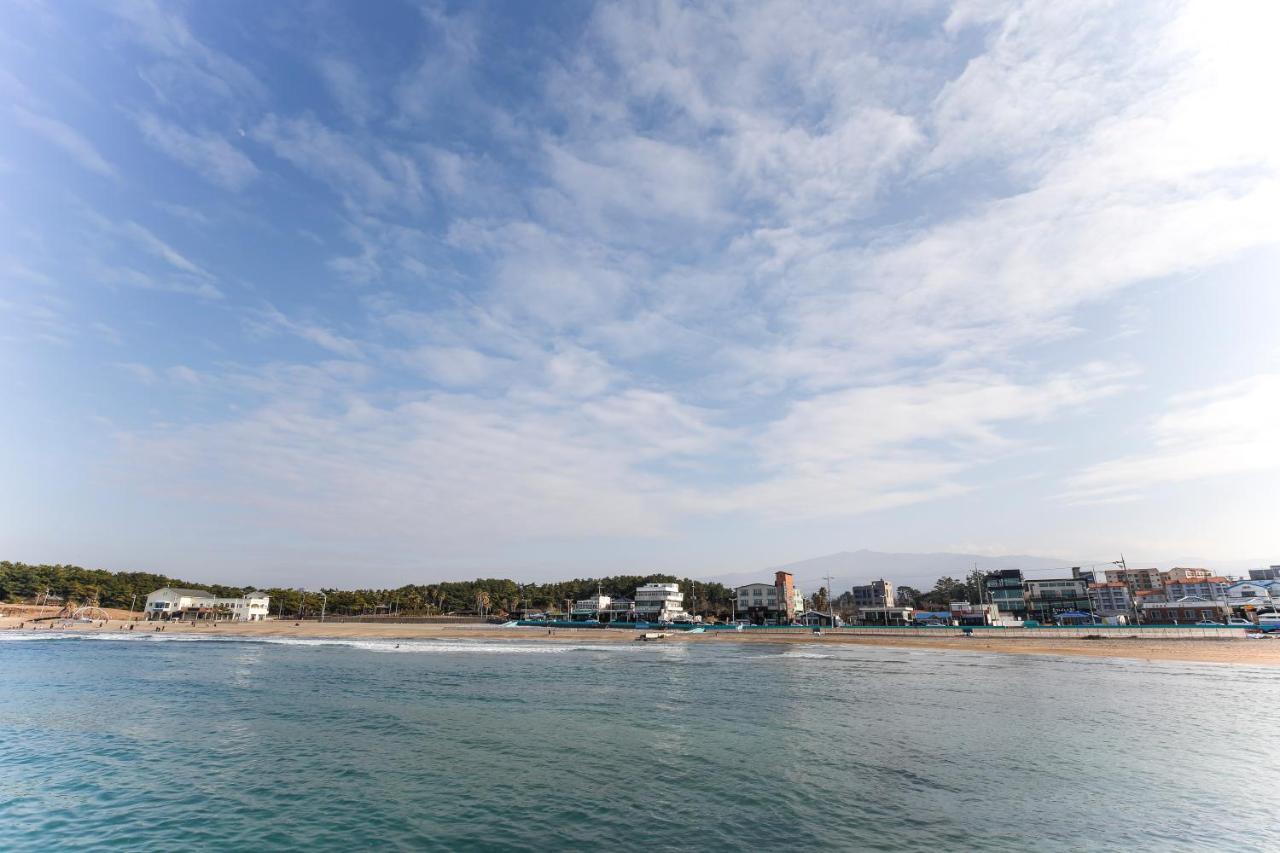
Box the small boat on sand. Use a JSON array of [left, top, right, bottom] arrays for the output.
[[636, 632, 669, 642]]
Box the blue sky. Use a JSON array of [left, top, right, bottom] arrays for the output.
[[2, 0, 1278, 587]]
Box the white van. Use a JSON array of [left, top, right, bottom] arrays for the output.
[[1256, 613, 1280, 633]]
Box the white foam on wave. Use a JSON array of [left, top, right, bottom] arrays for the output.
[[0, 630, 633, 655]]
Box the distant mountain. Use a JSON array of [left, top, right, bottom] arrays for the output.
[[707, 549, 1075, 594]]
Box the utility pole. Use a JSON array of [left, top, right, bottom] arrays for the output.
[[826, 569, 835, 627], [128, 593, 137, 621]]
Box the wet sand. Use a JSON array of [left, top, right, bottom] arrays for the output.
[[4, 615, 1279, 666]]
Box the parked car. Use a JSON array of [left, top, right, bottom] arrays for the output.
[[1225, 617, 1253, 627], [1257, 614, 1280, 632], [1194, 620, 1223, 626]]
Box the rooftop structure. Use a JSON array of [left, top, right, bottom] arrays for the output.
[[1164, 567, 1213, 582]]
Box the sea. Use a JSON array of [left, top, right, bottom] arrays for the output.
[[1, 632, 1277, 852]]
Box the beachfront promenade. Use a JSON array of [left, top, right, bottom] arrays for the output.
[[5, 613, 1278, 667]]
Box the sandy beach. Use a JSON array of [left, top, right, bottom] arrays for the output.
[[5, 613, 1279, 666]]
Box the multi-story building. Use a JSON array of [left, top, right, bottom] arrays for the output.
[[1104, 567, 1163, 592], [634, 583, 693, 623], [1249, 566, 1280, 581], [984, 570, 1025, 617], [570, 594, 636, 622], [144, 587, 270, 621], [1023, 578, 1090, 621], [1164, 567, 1213, 582], [851, 580, 894, 610], [735, 571, 804, 625], [1163, 577, 1229, 601], [1088, 582, 1133, 617]]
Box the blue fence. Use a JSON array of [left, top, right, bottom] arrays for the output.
[[511, 620, 1256, 639]]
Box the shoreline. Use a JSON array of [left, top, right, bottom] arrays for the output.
[[4, 616, 1279, 666]]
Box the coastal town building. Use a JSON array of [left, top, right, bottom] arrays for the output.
[[570, 594, 636, 622], [1088, 582, 1133, 617], [634, 583, 693, 623], [1164, 567, 1213, 582], [1249, 566, 1280, 581], [144, 587, 270, 621], [949, 602, 1001, 626], [1023, 578, 1090, 622], [1141, 596, 1231, 624], [734, 571, 804, 625], [856, 605, 914, 625], [797, 610, 844, 627], [851, 580, 894, 610], [984, 570, 1025, 616], [1163, 577, 1229, 601], [1225, 580, 1279, 614], [1105, 567, 1163, 593]]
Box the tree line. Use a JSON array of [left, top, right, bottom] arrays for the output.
[[0, 562, 735, 618], [2, 560, 1001, 620]]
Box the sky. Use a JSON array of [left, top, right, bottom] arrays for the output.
[[2, 0, 1278, 587]]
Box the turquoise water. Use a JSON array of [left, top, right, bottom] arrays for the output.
[[2, 632, 1277, 851]]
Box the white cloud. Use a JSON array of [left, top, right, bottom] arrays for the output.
[[248, 306, 362, 358], [397, 345, 512, 388], [12, 105, 117, 178], [1065, 374, 1280, 502], [252, 114, 424, 212], [317, 57, 376, 124], [109, 0, 265, 105], [134, 112, 259, 190], [116, 220, 213, 279]]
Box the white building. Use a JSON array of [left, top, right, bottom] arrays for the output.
[[949, 602, 1002, 626], [1226, 580, 1280, 611], [571, 594, 611, 620], [144, 587, 270, 621], [634, 583, 693, 623]]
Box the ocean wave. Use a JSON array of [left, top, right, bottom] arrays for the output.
[[0, 631, 630, 655]]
